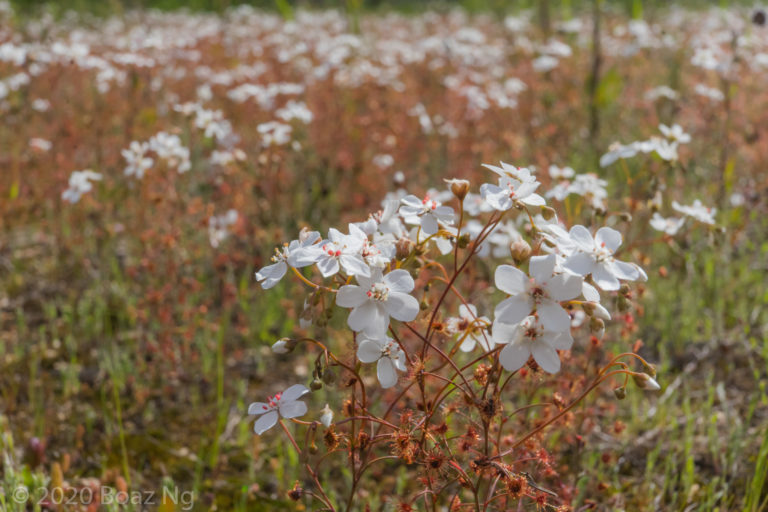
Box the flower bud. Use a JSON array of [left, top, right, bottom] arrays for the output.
[[613, 387, 627, 400], [310, 378, 323, 391], [396, 237, 414, 260], [272, 338, 295, 354], [322, 367, 337, 385], [632, 373, 661, 391], [583, 301, 611, 320], [540, 206, 557, 221], [320, 403, 333, 428], [617, 294, 631, 312], [444, 178, 470, 200], [510, 239, 532, 265], [457, 233, 471, 248], [589, 317, 605, 339], [618, 212, 632, 222]]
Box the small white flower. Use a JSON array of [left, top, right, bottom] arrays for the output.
[[446, 304, 492, 352], [493, 315, 573, 374], [356, 335, 407, 388], [255, 229, 321, 289], [659, 124, 691, 144], [399, 194, 455, 236], [320, 404, 333, 427], [562, 226, 645, 291], [248, 384, 310, 435], [548, 165, 575, 180], [672, 200, 716, 225], [494, 254, 582, 332], [336, 269, 419, 336], [122, 141, 153, 178], [62, 170, 102, 203], [304, 225, 371, 278], [649, 213, 685, 235]]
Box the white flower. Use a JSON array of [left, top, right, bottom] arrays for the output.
[[208, 209, 238, 248], [649, 213, 685, 235], [672, 200, 716, 225], [480, 175, 545, 211], [548, 165, 575, 180], [122, 141, 153, 178], [248, 384, 310, 435], [446, 304, 491, 352], [494, 254, 582, 332], [659, 124, 691, 144], [271, 338, 292, 354], [562, 226, 645, 291], [356, 335, 407, 388], [399, 194, 455, 236], [336, 269, 419, 336], [493, 315, 573, 374], [320, 404, 333, 427], [62, 170, 102, 203], [304, 225, 371, 278], [255, 229, 321, 289]]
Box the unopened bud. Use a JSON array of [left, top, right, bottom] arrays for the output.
[[310, 378, 323, 391], [583, 301, 611, 321], [510, 239, 532, 264], [540, 206, 557, 221], [617, 294, 631, 312], [619, 283, 631, 296], [288, 482, 303, 501], [396, 237, 414, 260], [272, 338, 296, 354], [618, 212, 632, 222], [458, 233, 471, 248], [613, 386, 627, 400], [322, 367, 337, 385], [589, 317, 605, 339], [632, 373, 661, 391], [445, 178, 470, 200], [643, 363, 657, 378], [320, 403, 333, 428]]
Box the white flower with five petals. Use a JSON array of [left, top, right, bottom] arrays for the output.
[[255, 229, 321, 289], [493, 316, 573, 374], [248, 384, 310, 435], [356, 335, 407, 388], [336, 269, 419, 336], [494, 254, 582, 332], [562, 226, 646, 291], [399, 194, 455, 236]]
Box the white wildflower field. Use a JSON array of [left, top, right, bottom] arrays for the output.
[[1, 1, 767, 510]]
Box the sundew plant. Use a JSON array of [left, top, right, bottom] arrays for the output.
[[252, 162, 667, 510], [4, 0, 768, 511]]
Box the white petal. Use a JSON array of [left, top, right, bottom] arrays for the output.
[[248, 402, 270, 416], [340, 254, 371, 277], [386, 292, 419, 322], [377, 358, 398, 388], [459, 304, 478, 320], [281, 384, 310, 402], [317, 256, 340, 277], [609, 260, 640, 281], [521, 193, 546, 206], [492, 320, 521, 345], [499, 342, 531, 372], [459, 335, 476, 352], [347, 301, 378, 332], [563, 253, 597, 276], [531, 342, 561, 373], [569, 225, 595, 251], [537, 301, 572, 332], [529, 255, 556, 283], [336, 285, 367, 308], [400, 194, 423, 208], [547, 273, 583, 301], [420, 214, 439, 235], [253, 410, 279, 435], [495, 295, 533, 325], [279, 400, 308, 419], [593, 264, 620, 291], [495, 265, 528, 295], [255, 262, 287, 289], [384, 269, 415, 293], [357, 339, 383, 363], [582, 282, 601, 302], [595, 227, 622, 252]]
